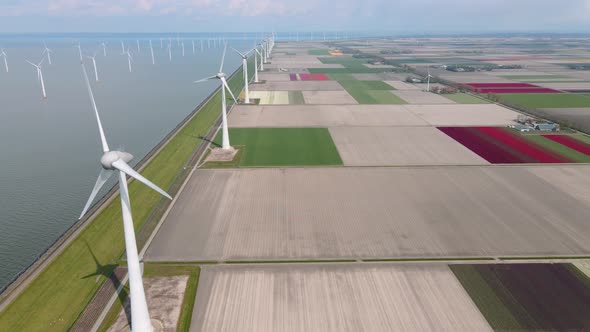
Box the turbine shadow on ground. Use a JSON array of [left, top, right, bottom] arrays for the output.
[[82, 241, 130, 323]]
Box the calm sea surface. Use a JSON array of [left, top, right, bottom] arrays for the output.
[[0, 33, 254, 288]]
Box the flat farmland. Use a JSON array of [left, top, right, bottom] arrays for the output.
[[329, 126, 488, 166], [209, 128, 342, 167], [404, 104, 519, 126], [385, 81, 421, 90], [145, 166, 590, 261], [250, 80, 344, 91], [229, 105, 429, 128], [451, 263, 590, 331], [442, 93, 491, 104], [499, 93, 590, 108], [191, 263, 492, 332], [301, 90, 358, 104], [392, 90, 456, 104]]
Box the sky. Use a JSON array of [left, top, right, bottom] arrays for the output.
[[1, 0, 590, 33]]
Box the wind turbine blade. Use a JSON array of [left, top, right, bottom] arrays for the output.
[[81, 61, 110, 152], [112, 159, 172, 200], [26, 60, 37, 67], [79, 168, 113, 219], [221, 78, 238, 104], [231, 47, 245, 58], [219, 44, 227, 72], [193, 75, 217, 83]]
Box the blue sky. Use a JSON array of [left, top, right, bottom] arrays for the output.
[[1, 0, 590, 33]]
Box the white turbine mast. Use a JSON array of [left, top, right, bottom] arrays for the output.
[[101, 42, 107, 56], [86, 52, 100, 82], [26, 58, 47, 99], [181, 41, 185, 57], [136, 40, 140, 53], [426, 67, 432, 92], [256, 45, 265, 71], [192, 40, 195, 55], [78, 60, 172, 332], [149, 40, 155, 65], [77, 42, 83, 61], [193, 44, 238, 150], [167, 43, 172, 62], [253, 47, 260, 83], [232, 47, 253, 104], [121, 41, 125, 54], [0, 49, 8, 72], [125, 48, 133, 73], [42, 42, 53, 65]]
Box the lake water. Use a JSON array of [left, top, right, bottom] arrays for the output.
[[0, 33, 254, 289]]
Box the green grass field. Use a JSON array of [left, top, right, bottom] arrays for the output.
[[210, 128, 343, 167], [308, 49, 331, 56], [499, 93, 590, 108], [336, 80, 405, 104], [0, 59, 251, 331], [442, 93, 490, 104], [288, 91, 306, 105], [327, 73, 356, 81]]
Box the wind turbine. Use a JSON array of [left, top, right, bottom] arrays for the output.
[[86, 52, 100, 82], [181, 41, 185, 57], [101, 42, 107, 57], [42, 42, 53, 65], [26, 58, 47, 99], [253, 47, 261, 82], [167, 43, 172, 62], [149, 40, 155, 65], [121, 41, 125, 54], [232, 47, 253, 103], [136, 40, 140, 53], [0, 49, 8, 72], [78, 60, 172, 332], [194, 45, 238, 150], [426, 67, 432, 92], [256, 46, 264, 71], [77, 43, 83, 61], [160, 38, 163, 49], [192, 40, 195, 55], [200, 40, 204, 52], [125, 49, 133, 73]]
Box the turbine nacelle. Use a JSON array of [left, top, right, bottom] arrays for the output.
[[216, 72, 226, 79], [100, 151, 133, 170]]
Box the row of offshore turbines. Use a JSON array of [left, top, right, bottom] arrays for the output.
[[0, 35, 274, 100], [75, 33, 275, 332]]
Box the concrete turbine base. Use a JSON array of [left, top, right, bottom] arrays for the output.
[[206, 147, 238, 162], [117, 319, 164, 332]]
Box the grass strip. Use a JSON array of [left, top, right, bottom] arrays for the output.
[[442, 93, 490, 104]]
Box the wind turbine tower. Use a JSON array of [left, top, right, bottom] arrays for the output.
[[0, 49, 8, 72], [26, 58, 47, 99], [78, 60, 172, 332], [232, 48, 253, 104], [194, 45, 238, 151]]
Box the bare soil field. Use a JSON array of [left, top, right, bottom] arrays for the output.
[[228, 105, 428, 128], [250, 80, 344, 91], [329, 126, 488, 166], [145, 166, 590, 261], [191, 263, 492, 332]]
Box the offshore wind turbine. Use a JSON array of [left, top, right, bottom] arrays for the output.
[[26, 58, 47, 99], [78, 60, 171, 332], [167, 43, 172, 62], [149, 40, 155, 65], [101, 42, 107, 56], [125, 49, 133, 72], [77, 43, 83, 61], [1, 49, 8, 72], [136, 40, 140, 53], [194, 45, 238, 150], [192, 40, 195, 55], [232, 47, 253, 103], [42, 42, 53, 65], [121, 41, 125, 54], [181, 41, 185, 57], [86, 52, 100, 82]]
